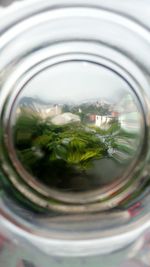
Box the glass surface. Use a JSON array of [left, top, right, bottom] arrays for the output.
[[11, 61, 143, 194], [0, 0, 150, 266]]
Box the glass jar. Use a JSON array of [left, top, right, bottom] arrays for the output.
[[0, 0, 150, 266]]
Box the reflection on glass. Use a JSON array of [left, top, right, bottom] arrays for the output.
[[11, 62, 143, 193]]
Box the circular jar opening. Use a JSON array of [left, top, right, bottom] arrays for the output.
[[9, 60, 143, 199]]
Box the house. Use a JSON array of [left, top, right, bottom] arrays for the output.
[[95, 115, 112, 128], [51, 112, 81, 125]]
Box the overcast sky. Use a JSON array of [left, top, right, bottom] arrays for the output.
[[19, 61, 134, 106]]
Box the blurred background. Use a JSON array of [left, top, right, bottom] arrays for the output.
[[0, 0, 21, 6]]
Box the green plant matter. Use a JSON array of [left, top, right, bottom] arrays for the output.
[[13, 106, 137, 190], [14, 108, 110, 189]]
